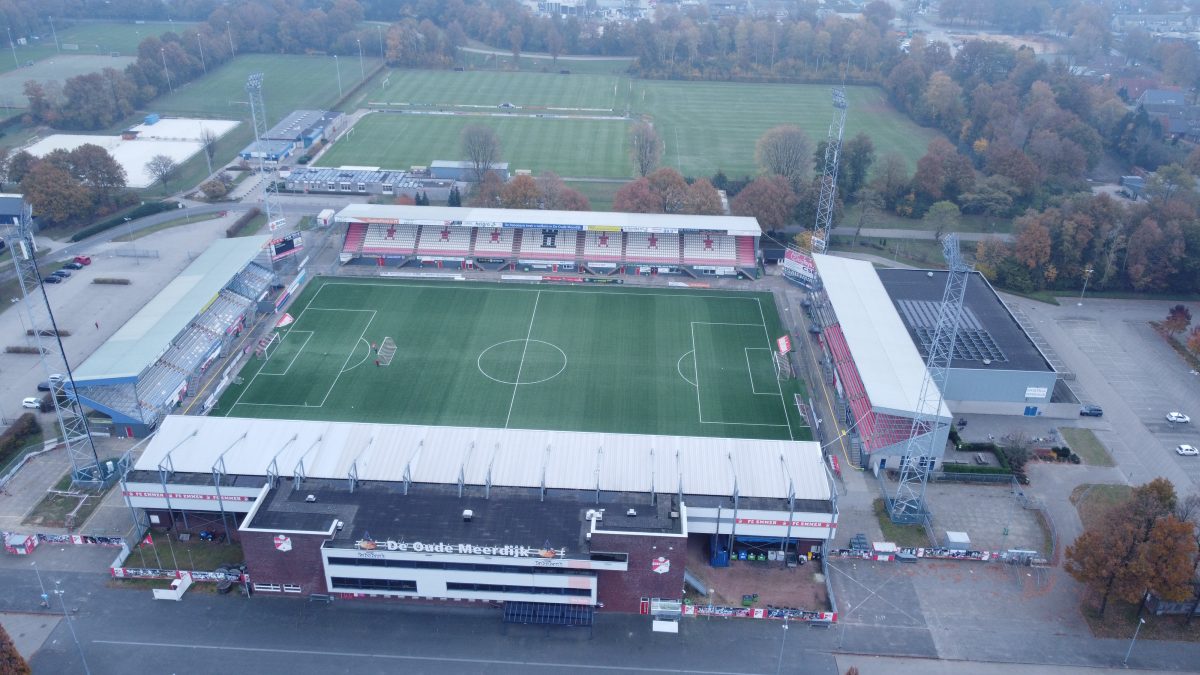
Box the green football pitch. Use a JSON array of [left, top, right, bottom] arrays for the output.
[[215, 278, 811, 442]]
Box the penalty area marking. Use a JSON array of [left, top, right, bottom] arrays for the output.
[[340, 338, 375, 373], [676, 351, 696, 387]]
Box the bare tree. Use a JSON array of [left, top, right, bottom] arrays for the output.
[[200, 127, 218, 168], [145, 154, 179, 193], [460, 125, 501, 184], [755, 125, 812, 190], [630, 122, 662, 177]]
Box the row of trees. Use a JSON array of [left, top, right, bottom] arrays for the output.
[[1066, 479, 1199, 618], [1161, 304, 1200, 357], [3, 144, 129, 227]]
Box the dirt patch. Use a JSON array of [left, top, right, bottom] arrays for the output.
[[684, 536, 828, 610], [1070, 483, 1132, 531]]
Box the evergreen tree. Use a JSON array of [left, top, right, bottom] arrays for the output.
[[448, 185, 461, 207]]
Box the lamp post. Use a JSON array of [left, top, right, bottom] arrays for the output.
[[196, 32, 206, 74], [1077, 266, 1094, 306], [161, 48, 173, 93], [775, 616, 789, 675], [48, 16, 59, 52], [226, 20, 235, 57], [6, 26, 18, 68], [333, 55, 342, 96], [53, 581, 90, 675], [1124, 617, 1146, 665], [32, 561, 48, 608], [376, 24, 384, 58], [357, 39, 365, 79]]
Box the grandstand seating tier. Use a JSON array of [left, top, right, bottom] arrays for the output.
[[682, 232, 737, 265], [472, 227, 516, 255], [624, 232, 680, 263], [582, 231, 624, 261], [416, 224, 473, 256], [518, 228, 580, 260], [360, 223, 418, 255]]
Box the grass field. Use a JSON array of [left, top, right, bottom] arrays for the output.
[[0, 21, 191, 76], [155, 54, 379, 124], [317, 113, 632, 177], [329, 69, 940, 179], [215, 278, 810, 441], [370, 70, 623, 110]]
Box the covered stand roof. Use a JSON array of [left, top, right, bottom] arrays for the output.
[[73, 237, 269, 382], [136, 416, 830, 502], [335, 204, 763, 237], [813, 254, 951, 421]]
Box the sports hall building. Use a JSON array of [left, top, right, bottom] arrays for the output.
[[124, 416, 836, 614], [336, 204, 762, 279], [67, 238, 275, 437]]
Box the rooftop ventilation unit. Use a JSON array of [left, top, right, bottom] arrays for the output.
[[462, 509, 474, 522]]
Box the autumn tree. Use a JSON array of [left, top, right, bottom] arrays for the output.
[[852, 187, 883, 246], [870, 152, 910, 212], [1163, 304, 1193, 336], [630, 122, 662, 177], [730, 176, 798, 231], [536, 172, 590, 211], [145, 154, 179, 193], [499, 174, 541, 209], [1188, 326, 1200, 355], [0, 622, 29, 675], [468, 171, 504, 207], [460, 124, 501, 183], [683, 178, 723, 215], [841, 133, 875, 199], [20, 162, 93, 226], [755, 125, 812, 190]]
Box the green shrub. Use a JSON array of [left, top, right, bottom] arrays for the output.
[[0, 412, 40, 464], [940, 463, 1012, 476], [69, 201, 180, 242], [226, 207, 261, 238], [93, 278, 132, 285]]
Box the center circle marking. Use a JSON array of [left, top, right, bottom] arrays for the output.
[[477, 339, 568, 385]]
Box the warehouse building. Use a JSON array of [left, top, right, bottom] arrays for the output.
[[430, 160, 510, 182], [282, 166, 454, 201], [239, 109, 346, 161], [123, 416, 836, 615], [876, 269, 1060, 416]]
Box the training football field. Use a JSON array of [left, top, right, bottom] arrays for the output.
[[215, 278, 811, 442]]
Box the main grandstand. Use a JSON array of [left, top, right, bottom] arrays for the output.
[[336, 205, 761, 279], [808, 254, 952, 472], [69, 237, 275, 437]]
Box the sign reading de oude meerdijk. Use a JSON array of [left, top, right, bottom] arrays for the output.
[[356, 539, 567, 558]]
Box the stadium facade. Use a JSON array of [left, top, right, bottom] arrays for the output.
[[336, 204, 762, 279], [124, 416, 836, 614], [68, 237, 275, 437]]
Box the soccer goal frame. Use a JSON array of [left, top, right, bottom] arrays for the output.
[[256, 332, 280, 360], [376, 336, 397, 366], [773, 352, 794, 380]]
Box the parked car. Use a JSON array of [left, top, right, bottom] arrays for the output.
[[62, 262, 84, 270], [1177, 444, 1199, 457], [36, 381, 50, 392], [42, 275, 63, 284], [21, 397, 40, 409], [50, 270, 71, 278], [73, 255, 92, 265], [1079, 404, 1104, 417], [1166, 412, 1191, 424]]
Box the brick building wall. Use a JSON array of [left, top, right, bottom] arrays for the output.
[[592, 532, 685, 612], [241, 530, 329, 595]]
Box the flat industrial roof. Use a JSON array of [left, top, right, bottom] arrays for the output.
[[813, 255, 951, 420], [73, 237, 269, 382], [335, 204, 763, 237], [136, 416, 830, 502], [877, 269, 1054, 373]]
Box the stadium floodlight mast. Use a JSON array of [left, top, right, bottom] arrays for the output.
[[245, 73, 285, 246], [812, 87, 847, 254], [889, 234, 970, 523]]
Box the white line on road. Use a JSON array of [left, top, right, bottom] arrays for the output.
[[90, 640, 749, 674]]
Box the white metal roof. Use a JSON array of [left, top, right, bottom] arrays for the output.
[[813, 254, 951, 420], [136, 416, 829, 502], [73, 237, 270, 382], [335, 204, 763, 237]]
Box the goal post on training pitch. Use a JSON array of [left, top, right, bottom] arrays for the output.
[[376, 336, 397, 366], [773, 334, 794, 380]]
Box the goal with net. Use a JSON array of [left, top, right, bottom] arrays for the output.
[[376, 337, 397, 366], [773, 352, 794, 380], [256, 332, 280, 360]]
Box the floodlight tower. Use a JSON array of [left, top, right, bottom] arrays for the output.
[[889, 234, 971, 523], [0, 199, 105, 486], [812, 88, 847, 254], [245, 73, 282, 233]]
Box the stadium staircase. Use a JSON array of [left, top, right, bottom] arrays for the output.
[[511, 228, 523, 259], [341, 222, 367, 263], [736, 236, 757, 266], [575, 232, 585, 259]]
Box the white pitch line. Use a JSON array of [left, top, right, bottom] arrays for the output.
[[504, 291, 541, 429], [690, 322, 703, 423], [317, 311, 377, 408], [757, 298, 794, 441], [89, 640, 748, 674]]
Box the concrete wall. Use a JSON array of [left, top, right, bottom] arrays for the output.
[[944, 368, 1057, 405], [592, 532, 684, 612], [947, 399, 1081, 418]]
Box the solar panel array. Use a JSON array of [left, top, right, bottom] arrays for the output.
[[897, 300, 1008, 363]]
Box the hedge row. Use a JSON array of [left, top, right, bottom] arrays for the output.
[[4, 346, 46, 354], [226, 207, 261, 238], [26, 329, 69, 337], [69, 201, 180, 242], [941, 463, 1012, 476], [0, 413, 40, 467], [93, 278, 132, 285]]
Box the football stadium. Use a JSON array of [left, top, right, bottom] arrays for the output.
[[116, 204, 838, 621]]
